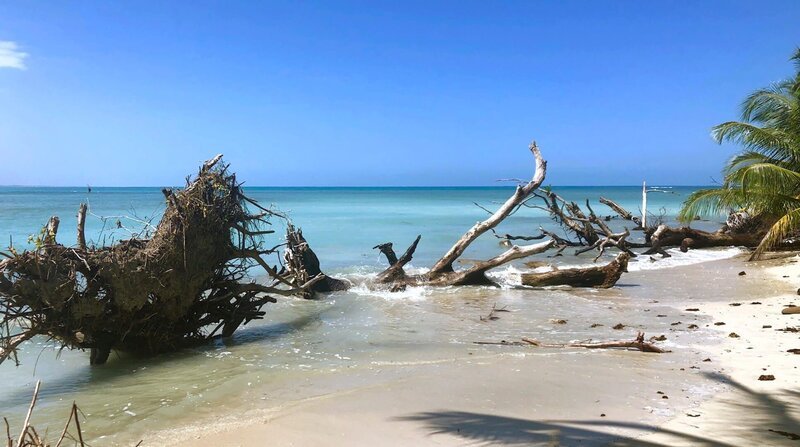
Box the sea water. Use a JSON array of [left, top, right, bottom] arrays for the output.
[[0, 186, 739, 444]]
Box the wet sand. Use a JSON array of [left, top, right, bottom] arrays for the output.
[[162, 253, 800, 447]]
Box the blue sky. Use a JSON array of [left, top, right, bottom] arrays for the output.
[[0, 1, 798, 186]]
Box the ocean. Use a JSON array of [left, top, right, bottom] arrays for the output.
[[0, 186, 739, 444]]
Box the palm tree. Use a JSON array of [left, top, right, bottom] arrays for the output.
[[679, 47, 800, 260]]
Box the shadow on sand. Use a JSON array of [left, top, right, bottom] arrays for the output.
[[396, 372, 800, 446]]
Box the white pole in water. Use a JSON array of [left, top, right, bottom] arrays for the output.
[[641, 180, 647, 228]]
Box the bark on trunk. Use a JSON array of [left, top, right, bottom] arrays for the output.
[[284, 224, 349, 298], [521, 252, 629, 288]]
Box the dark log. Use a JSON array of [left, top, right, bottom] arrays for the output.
[[521, 252, 629, 288], [375, 235, 421, 284], [284, 224, 350, 298], [475, 332, 664, 353]]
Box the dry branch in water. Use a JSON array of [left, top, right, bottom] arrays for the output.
[[4, 381, 90, 447], [475, 332, 665, 353], [0, 155, 320, 365]]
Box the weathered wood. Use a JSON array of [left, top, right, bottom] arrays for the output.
[[77, 203, 87, 250], [643, 224, 764, 256], [521, 252, 629, 288], [599, 196, 641, 226], [428, 141, 547, 275]]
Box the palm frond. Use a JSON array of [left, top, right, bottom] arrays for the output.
[[751, 206, 800, 260]]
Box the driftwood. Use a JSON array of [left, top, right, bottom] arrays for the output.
[[643, 224, 765, 256], [373, 141, 556, 288], [283, 224, 349, 298], [599, 197, 641, 226], [0, 155, 321, 365], [521, 252, 630, 288], [475, 332, 664, 353]]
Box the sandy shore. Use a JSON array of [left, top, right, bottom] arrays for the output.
[[163, 254, 800, 447], [641, 254, 800, 446]]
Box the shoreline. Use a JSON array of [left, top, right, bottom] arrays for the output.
[[145, 252, 800, 447]]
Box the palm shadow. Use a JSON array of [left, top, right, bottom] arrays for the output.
[[397, 373, 800, 446]]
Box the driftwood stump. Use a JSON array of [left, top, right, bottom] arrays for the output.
[[521, 252, 630, 288]]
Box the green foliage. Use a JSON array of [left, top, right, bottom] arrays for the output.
[[680, 47, 800, 259]]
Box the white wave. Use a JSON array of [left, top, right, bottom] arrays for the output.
[[626, 246, 744, 271]]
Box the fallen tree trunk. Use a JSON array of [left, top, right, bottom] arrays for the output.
[[520, 252, 630, 288], [643, 224, 765, 255], [0, 155, 320, 366], [372, 141, 557, 289]]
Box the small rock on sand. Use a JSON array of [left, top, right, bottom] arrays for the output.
[[738, 271, 747, 276], [758, 374, 775, 381], [714, 322, 726, 326], [685, 308, 699, 311], [612, 323, 625, 330], [782, 306, 800, 315], [788, 349, 800, 355], [550, 319, 567, 324], [688, 324, 699, 329], [729, 332, 740, 338]]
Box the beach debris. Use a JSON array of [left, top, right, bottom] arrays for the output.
[[3, 381, 92, 447], [763, 325, 772, 328], [758, 374, 775, 381], [549, 319, 568, 325], [797, 288, 800, 295], [688, 324, 699, 329], [750, 301, 762, 305], [778, 327, 800, 332], [600, 413, 606, 417], [285, 224, 350, 298], [729, 332, 740, 338], [612, 323, 625, 330], [687, 412, 701, 417], [657, 314, 667, 317], [590, 323, 604, 328], [769, 429, 800, 441], [703, 358, 711, 362], [787, 349, 800, 354], [714, 322, 726, 326], [474, 332, 666, 353], [0, 155, 325, 366], [738, 271, 747, 276], [685, 308, 699, 311], [671, 322, 682, 326], [650, 335, 667, 341], [730, 303, 742, 306], [480, 303, 510, 322], [781, 306, 800, 315]]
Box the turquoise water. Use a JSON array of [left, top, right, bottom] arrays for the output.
[[0, 186, 716, 270], [0, 186, 729, 444]]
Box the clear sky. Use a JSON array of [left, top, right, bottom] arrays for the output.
[[1, 1, 798, 186]]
